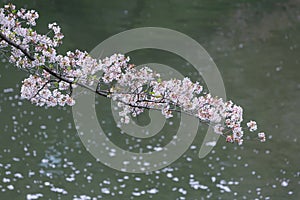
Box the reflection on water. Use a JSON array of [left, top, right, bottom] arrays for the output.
[[39, 146, 63, 177], [0, 0, 299, 199]]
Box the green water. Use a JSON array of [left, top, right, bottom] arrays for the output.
[[0, 0, 299, 199]]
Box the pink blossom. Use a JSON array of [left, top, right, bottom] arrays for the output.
[[247, 120, 258, 132]]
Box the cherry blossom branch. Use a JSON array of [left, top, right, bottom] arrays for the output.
[[0, 35, 222, 134], [0, 3, 266, 144]]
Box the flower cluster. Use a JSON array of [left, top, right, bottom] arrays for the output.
[[0, 4, 266, 145], [21, 73, 75, 107], [106, 63, 250, 145]]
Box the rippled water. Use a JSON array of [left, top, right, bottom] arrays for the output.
[[0, 0, 299, 199]]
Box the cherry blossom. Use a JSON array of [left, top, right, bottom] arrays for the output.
[[247, 120, 257, 132], [258, 132, 266, 142]]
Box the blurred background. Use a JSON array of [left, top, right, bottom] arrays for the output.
[[0, 0, 299, 199]]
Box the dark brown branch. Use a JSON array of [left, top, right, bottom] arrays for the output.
[[0, 31, 109, 98], [42, 66, 109, 97], [0, 32, 35, 61]]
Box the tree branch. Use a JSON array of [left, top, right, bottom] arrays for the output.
[[0, 31, 224, 134], [0, 31, 110, 98], [0, 32, 35, 61]]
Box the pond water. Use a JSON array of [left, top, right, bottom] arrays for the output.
[[0, 0, 299, 199]]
